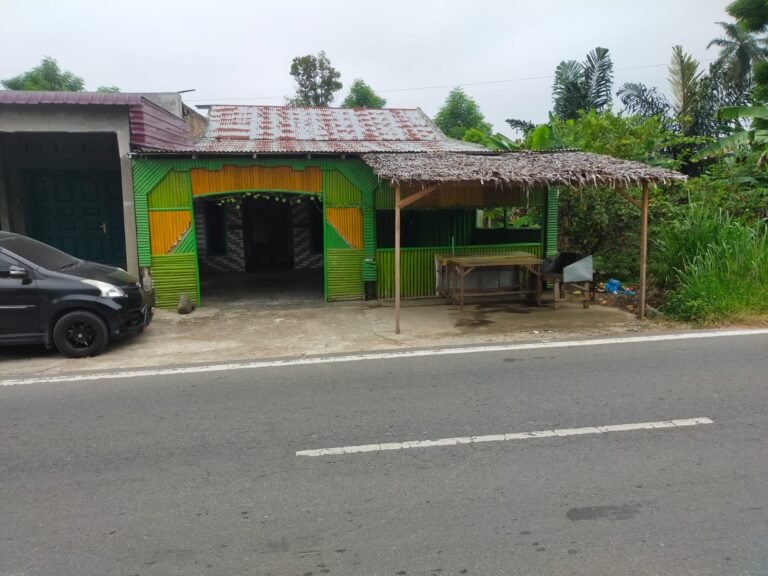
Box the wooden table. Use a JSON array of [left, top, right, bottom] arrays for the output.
[[436, 252, 544, 310]]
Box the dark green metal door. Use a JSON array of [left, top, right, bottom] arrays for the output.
[[23, 171, 126, 268]]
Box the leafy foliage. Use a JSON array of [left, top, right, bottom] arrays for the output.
[[341, 79, 386, 109], [707, 20, 767, 91], [616, 83, 670, 117], [727, 0, 768, 32], [96, 85, 121, 93], [656, 206, 768, 324], [287, 51, 342, 107], [552, 60, 588, 120], [505, 118, 536, 136], [433, 87, 491, 140], [668, 45, 705, 135], [551, 48, 614, 120], [2, 57, 84, 91], [691, 105, 768, 161]]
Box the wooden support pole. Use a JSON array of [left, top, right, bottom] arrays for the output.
[[394, 183, 402, 334], [639, 183, 650, 320]]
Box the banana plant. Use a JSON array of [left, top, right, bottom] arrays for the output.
[[484, 133, 521, 151], [692, 105, 768, 163]]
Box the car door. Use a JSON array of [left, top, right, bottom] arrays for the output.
[[0, 252, 41, 342]]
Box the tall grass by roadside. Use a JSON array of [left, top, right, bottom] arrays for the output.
[[651, 206, 768, 324]]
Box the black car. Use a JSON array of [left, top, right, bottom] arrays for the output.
[[0, 232, 152, 357]]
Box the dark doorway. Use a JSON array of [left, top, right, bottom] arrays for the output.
[[242, 197, 294, 270]]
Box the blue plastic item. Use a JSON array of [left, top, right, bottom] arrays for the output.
[[604, 278, 622, 294]]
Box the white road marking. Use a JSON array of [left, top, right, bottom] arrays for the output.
[[1, 328, 767, 386], [296, 417, 714, 457]]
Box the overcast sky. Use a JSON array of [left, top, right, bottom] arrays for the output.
[[1, 0, 733, 136]]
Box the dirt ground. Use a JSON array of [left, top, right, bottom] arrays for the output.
[[0, 293, 682, 380]]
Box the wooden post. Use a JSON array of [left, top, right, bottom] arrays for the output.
[[394, 183, 401, 334], [639, 183, 649, 320]]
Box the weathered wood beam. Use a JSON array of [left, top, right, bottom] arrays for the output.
[[616, 188, 642, 209], [394, 183, 402, 334], [398, 184, 439, 209], [639, 183, 649, 320]]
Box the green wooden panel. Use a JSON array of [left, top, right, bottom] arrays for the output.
[[326, 249, 364, 301], [376, 243, 543, 299], [323, 170, 361, 207], [148, 171, 191, 209], [151, 253, 200, 308]]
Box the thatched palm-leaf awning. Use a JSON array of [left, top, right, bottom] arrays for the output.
[[361, 151, 687, 189], [361, 151, 687, 334]]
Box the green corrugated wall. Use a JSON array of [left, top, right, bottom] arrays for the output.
[[133, 158, 557, 307], [326, 249, 364, 300], [151, 253, 200, 307], [546, 187, 559, 256], [376, 243, 543, 299]]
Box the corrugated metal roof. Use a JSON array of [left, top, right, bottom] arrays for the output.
[[189, 105, 486, 154], [0, 90, 193, 151], [0, 90, 144, 105], [193, 137, 487, 153]]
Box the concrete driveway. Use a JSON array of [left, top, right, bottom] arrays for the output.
[[0, 298, 663, 379]]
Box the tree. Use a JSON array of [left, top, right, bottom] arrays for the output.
[[727, 0, 768, 103], [668, 45, 705, 134], [287, 51, 342, 107], [727, 0, 768, 32], [505, 118, 536, 137], [433, 87, 491, 140], [96, 85, 121, 93], [551, 47, 614, 120], [616, 83, 670, 118], [1, 57, 84, 91], [707, 20, 767, 91], [617, 46, 728, 138], [341, 79, 386, 108]]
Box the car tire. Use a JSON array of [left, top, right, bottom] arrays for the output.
[[52, 311, 109, 358]]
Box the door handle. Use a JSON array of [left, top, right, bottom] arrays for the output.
[[99, 222, 107, 234]]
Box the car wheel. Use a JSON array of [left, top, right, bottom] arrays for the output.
[[52, 311, 109, 358]]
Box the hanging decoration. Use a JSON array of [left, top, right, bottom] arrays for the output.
[[212, 192, 321, 210]]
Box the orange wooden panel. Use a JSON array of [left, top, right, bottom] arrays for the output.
[[326, 207, 363, 249], [149, 211, 192, 255], [190, 165, 322, 196]]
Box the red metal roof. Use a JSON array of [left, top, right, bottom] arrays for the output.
[[193, 105, 486, 154], [0, 91, 193, 151]]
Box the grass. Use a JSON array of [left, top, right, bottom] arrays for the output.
[[652, 206, 768, 324]]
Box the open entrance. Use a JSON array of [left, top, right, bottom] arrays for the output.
[[0, 132, 126, 268], [194, 192, 324, 307]]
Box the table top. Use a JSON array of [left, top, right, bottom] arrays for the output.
[[436, 252, 544, 267]]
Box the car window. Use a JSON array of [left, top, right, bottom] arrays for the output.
[[0, 236, 78, 271], [0, 253, 15, 268]]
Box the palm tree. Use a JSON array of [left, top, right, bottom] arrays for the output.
[[617, 46, 720, 136], [616, 83, 670, 117], [668, 45, 704, 134], [551, 48, 614, 120], [707, 21, 768, 90]]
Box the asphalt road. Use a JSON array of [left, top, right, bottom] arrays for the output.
[[1, 331, 767, 576]]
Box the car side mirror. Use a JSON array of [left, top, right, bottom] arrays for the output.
[[9, 265, 29, 279]]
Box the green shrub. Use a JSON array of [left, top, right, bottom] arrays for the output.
[[655, 206, 768, 323]]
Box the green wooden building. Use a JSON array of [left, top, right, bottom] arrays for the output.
[[133, 105, 558, 307]]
